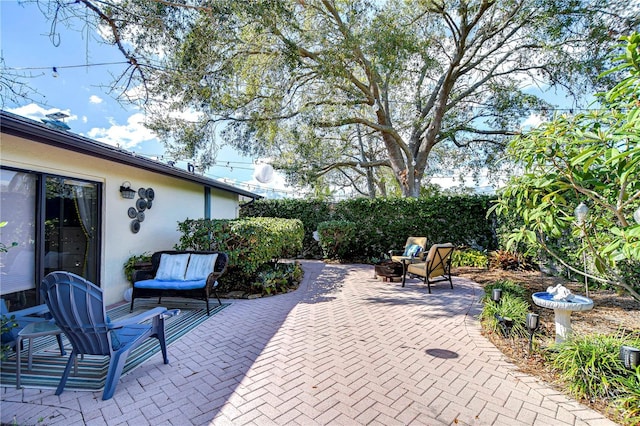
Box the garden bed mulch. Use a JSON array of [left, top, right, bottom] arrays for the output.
[[454, 266, 640, 423]]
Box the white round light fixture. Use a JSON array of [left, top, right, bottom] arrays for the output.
[[254, 163, 274, 183]]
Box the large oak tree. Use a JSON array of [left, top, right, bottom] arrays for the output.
[[32, 0, 640, 196]]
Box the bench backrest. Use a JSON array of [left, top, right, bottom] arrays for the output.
[[150, 251, 228, 278]]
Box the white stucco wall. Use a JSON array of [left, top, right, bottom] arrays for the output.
[[210, 188, 240, 219], [1, 133, 242, 305]]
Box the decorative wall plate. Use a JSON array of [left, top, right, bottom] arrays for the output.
[[128, 207, 137, 218], [136, 198, 148, 211], [146, 200, 153, 209], [145, 188, 155, 200], [137, 211, 145, 222], [131, 219, 141, 233], [138, 187, 147, 198]]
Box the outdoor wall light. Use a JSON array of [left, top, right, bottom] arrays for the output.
[[620, 346, 640, 369], [119, 181, 136, 199], [492, 288, 502, 303], [526, 313, 540, 354]]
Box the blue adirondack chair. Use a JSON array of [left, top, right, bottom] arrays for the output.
[[41, 271, 177, 400], [1, 298, 66, 356]]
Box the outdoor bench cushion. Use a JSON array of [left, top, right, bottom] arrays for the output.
[[134, 278, 207, 291], [130, 250, 227, 316]]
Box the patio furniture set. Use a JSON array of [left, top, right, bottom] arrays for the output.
[[376, 237, 455, 293], [2, 250, 227, 400]]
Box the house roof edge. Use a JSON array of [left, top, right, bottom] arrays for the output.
[[1, 110, 262, 199]]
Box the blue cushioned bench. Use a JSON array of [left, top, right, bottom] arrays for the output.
[[130, 250, 228, 315]]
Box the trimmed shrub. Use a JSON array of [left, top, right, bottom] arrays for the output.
[[317, 220, 356, 260], [175, 217, 304, 275], [240, 195, 499, 261]]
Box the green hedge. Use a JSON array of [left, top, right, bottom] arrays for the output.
[[241, 198, 330, 258], [241, 195, 498, 260], [317, 220, 356, 260], [175, 217, 304, 274]]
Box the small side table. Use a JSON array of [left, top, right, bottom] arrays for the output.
[[16, 321, 65, 389]]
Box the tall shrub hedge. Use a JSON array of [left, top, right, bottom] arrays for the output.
[[175, 217, 304, 274], [241, 195, 498, 260]]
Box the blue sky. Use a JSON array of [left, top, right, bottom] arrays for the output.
[[0, 1, 289, 197], [1, 2, 587, 196]]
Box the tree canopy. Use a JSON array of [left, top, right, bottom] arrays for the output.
[[491, 33, 640, 302], [27, 0, 640, 196]]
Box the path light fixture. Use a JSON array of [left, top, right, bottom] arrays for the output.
[[526, 313, 540, 355], [494, 314, 513, 337], [492, 288, 502, 303], [620, 346, 640, 370], [574, 202, 589, 297]]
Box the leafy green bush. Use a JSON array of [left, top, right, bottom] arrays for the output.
[[489, 250, 535, 271], [241, 195, 499, 261], [253, 262, 304, 296], [317, 220, 356, 260], [480, 292, 530, 338], [618, 260, 640, 296], [176, 217, 304, 275], [452, 248, 488, 267], [1, 314, 18, 361], [123, 252, 152, 283], [482, 279, 527, 301], [548, 333, 640, 401], [615, 366, 640, 426]]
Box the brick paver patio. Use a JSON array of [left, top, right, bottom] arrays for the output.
[[1, 261, 617, 425]]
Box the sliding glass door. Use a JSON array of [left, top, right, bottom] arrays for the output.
[[0, 168, 101, 311]]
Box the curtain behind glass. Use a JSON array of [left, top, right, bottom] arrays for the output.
[[0, 171, 37, 307], [73, 185, 97, 277]]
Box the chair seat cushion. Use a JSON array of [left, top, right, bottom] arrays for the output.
[[134, 278, 207, 290], [406, 263, 426, 276]]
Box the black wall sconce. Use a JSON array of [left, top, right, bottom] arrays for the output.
[[119, 181, 136, 199]]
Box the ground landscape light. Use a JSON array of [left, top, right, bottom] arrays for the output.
[[620, 346, 640, 369], [492, 288, 502, 303]]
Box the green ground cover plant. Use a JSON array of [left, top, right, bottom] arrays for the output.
[[480, 291, 530, 338], [478, 277, 640, 425], [451, 248, 488, 267]]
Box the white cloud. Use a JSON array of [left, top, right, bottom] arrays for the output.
[[86, 113, 156, 149], [89, 95, 103, 104], [7, 103, 78, 123], [82, 116, 88, 123], [521, 113, 545, 129]]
